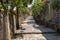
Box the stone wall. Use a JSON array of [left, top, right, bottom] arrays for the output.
[[33, 4, 60, 32]]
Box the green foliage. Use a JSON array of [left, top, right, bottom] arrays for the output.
[[0, 3, 2, 9], [11, 0, 30, 8], [9, 0, 30, 15], [0, 0, 31, 15], [23, 0, 30, 7], [51, 0, 60, 10], [19, 6, 28, 14], [4, 3, 8, 9], [32, 0, 48, 15]]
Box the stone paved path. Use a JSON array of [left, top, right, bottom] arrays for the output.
[[12, 15, 60, 40]]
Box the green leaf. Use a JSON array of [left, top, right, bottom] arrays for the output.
[[4, 3, 8, 9], [0, 3, 2, 9]]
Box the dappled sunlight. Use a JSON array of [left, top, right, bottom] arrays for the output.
[[0, 0, 60, 40], [12, 15, 60, 40]]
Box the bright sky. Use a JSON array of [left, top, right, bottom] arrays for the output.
[[28, 0, 34, 8]]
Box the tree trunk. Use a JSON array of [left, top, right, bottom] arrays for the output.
[[0, 11, 4, 40], [3, 10, 11, 40], [0, 0, 11, 40], [16, 7, 20, 29], [9, 13, 14, 38], [13, 15, 16, 33]]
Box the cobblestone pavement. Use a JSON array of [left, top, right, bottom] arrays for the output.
[[12, 15, 60, 40]]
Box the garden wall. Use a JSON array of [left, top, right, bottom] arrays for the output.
[[33, 4, 60, 32]]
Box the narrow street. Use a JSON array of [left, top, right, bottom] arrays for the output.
[[0, 0, 60, 40], [12, 15, 60, 40]]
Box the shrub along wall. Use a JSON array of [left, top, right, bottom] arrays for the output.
[[32, 0, 60, 32]]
